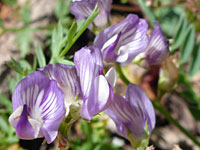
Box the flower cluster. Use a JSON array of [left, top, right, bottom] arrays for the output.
[[9, 0, 169, 148]]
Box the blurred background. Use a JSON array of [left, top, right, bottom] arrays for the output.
[[0, 0, 200, 149]]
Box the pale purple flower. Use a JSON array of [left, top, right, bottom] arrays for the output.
[[9, 71, 65, 143], [94, 14, 149, 64], [144, 22, 169, 65], [38, 63, 82, 115], [70, 0, 112, 29], [105, 84, 155, 141], [74, 46, 116, 120]]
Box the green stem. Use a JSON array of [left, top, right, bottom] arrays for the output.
[[115, 63, 130, 86], [152, 101, 200, 147], [115, 62, 200, 147], [59, 5, 99, 57], [0, 24, 55, 35]]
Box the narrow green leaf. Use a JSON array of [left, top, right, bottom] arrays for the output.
[[137, 0, 155, 23], [51, 21, 64, 59], [181, 25, 196, 63], [67, 22, 77, 42], [172, 16, 188, 50], [189, 43, 200, 76], [6, 58, 24, 76], [54, 57, 74, 65], [59, 4, 99, 57], [0, 94, 12, 110], [0, 116, 9, 132], [35, 44, 46, 68]]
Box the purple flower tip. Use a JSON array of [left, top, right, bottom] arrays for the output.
[[74, 46, 116, 120], [70, 0, 112, 29], [145, 22, 170, 65], [94, 14, 149, 64], [105, 84, 155, 139]]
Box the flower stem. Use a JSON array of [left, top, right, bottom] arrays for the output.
[[115, 62, 200, 147], [115, 63, 130, 86], [59, 5, 99, 57], [152, 101, 200, 147]]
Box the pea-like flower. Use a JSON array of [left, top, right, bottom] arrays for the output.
[[70, 0, 112, 29], [38, 63, 82, 115], [9, 71, 65, 143], [74, 46, 116, 120], [94, 14, 149, 64], [144, 22, 169, 65], [105, 84, 155, 148]]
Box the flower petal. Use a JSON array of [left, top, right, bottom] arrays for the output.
[[94, 14, 143, 63], [10, 71, 65, 143], [126, 84, 155, 133], [145, 22, 169, 65], [105, 67, 117, 88], [122, 19, 149, 65], [74, 46, 103, 98], [38, 64, 82, 115]]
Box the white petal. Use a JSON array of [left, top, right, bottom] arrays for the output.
[[105, 67, 117, 88], [28, 118, 42, 138], [9, 105, 24, 128], [95, 75, 110, 109]]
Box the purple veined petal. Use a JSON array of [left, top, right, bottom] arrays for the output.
[[74, 46, 103, 98], [94, 14, 147, 63], [70, 0, 112, 28], [75, 46, 114, 120], [122, 19, 149, 65], [126, 84, 155, 133], [105, 84, 155, 139], [105, 67, 117, 88], [145, 21, 169, 65], [38, 63, 82, 115], [9, 71, 65, 143]]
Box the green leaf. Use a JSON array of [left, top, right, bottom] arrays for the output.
[[51, 22, 64, 60], [172, 16, 188, 50], [20, 0, 31, 24], [0, 116, 9, 132], [189, 43, 200, 76], [35, 44, 46, 68], [67, 22, 77, 42], [54, 0, 70, 19], [54, 57, 74, 65], [59, 4, 99, 57], [15, 27, 33, 57], [137, 0, 156, 23], [189, 106, 200, 120], [181, 25, 196, 63], [6, 58, 24, 76], [0, 94, 12, 110]]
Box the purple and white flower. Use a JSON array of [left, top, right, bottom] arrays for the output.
[[105, 84, 155, 146], [144, 22, 169, 65], [70, 0, 112, 29], [9, 71, 65, 143], [94, 14, 149, 64], [38, 63, 82, 115], [74, 46, 116, 120]]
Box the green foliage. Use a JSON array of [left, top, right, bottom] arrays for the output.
[[15, 27, 34, 58], [54, 0, 71, 25], [178, 69, 200, 120], [35, 44, 46, 68], [0, 94, 19, 149], [180, 25, 195, 63], [2, 0, 17, 6], [136, 0, 156, 24], [70, 119, 120, 150], [20, 0, 31, 25], [189, 41, 200, 76]]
